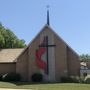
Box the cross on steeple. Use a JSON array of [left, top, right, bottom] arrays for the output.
[[39, 36, 56, 74]]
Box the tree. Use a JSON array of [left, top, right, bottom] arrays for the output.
[[0, 23, 26, 48], [80, 54, 90, 61], [0, 32, 5, 48]]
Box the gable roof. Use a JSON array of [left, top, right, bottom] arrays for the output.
[[15, 24, 79, 61], [0, 48, 24, 63]]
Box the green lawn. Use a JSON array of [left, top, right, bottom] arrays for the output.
[[0, 82, 90, 90]]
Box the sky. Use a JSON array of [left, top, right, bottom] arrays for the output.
[[0, 0, 90, 55]]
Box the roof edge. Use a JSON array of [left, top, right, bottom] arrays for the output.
[[14, 24, 49, 61], [15, 24, 79, 62], [45, 25, 79, 57]]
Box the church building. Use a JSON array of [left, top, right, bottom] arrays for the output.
[[0, 10, 80, 82]]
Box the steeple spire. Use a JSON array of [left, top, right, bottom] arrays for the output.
[[47, 5, 50, 26]]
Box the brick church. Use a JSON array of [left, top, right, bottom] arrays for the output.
[[0, 10, 80, 82]]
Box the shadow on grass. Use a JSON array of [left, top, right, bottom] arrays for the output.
[[0, 81, 88, 87], [8, 81, 61, 86]]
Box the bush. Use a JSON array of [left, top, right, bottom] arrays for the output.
[[0, 74, 2, 81], [79, 77, 85, 83], [84, 75, 90, 84], [2, 72, 21, 82], [61, 76, 80, 83], [31, 73, 43, 82]]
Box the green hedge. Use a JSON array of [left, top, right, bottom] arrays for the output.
[[31, 73, 43, 82], [61, 76, 80, 83], [0, 72, 21, 82]]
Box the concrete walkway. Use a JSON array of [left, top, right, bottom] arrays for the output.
[[0, 88, 32, 90]]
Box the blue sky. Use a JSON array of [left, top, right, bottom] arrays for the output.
[[0, 0, 90, 55]]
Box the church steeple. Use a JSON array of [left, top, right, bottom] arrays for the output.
[[47, 5, 50, 26]]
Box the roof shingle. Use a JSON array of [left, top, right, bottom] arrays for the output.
[[0, 49, 24, 63]]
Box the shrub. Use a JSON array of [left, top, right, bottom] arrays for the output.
[[0, 74, 2, 81], [61, 77, 69, 83], [2, 72, 21, 82], [31, 73, 43, 82], [79, 77, 85, 83], [61, 76, 80, 83], [84, 75, 90, 84]]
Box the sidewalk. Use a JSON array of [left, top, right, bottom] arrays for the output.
[[0, 88, 32, 90]]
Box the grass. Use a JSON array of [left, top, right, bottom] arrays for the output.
[[0, 82, 90, 90]]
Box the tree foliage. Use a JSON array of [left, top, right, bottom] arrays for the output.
[[80, 54, 90, 61], [0, 23, 26, 48]]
